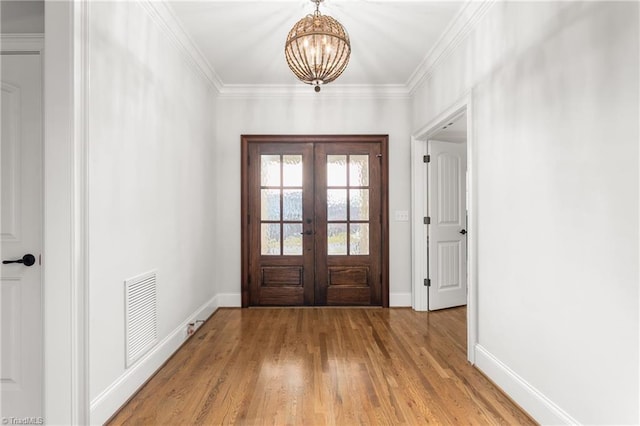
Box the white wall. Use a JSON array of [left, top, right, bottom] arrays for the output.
[[413, 2, 638, 424], [215, 95, 413, 305], [86, 1, 217, 422]]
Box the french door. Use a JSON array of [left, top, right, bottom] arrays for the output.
[[241, 135, 388, 307]]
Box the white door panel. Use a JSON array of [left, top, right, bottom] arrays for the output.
[[428, 140, 466, 310], [1, 53, 43, 418]]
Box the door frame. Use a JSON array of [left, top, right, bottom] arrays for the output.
[[241, 134, 390, 308], [411, 93, 477, 364], [41, 1, 91, 423]]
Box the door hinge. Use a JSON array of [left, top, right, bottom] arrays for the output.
[[424, 278, 431, 287], [423, 216, 430, 225], [423, 155, 430, 163]]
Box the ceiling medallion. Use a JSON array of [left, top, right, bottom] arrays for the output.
[[284, 0, 351, 92]]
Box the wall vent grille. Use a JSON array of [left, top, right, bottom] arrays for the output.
[[124, 271, 158, 368]]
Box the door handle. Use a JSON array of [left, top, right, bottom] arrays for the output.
[[300, 230, 312, 235], [459, 229, 467, 235], [3, 254, 36, 266]]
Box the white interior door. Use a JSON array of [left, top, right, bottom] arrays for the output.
[[1, 53, 43, 418], [427, 140, 467, 310]]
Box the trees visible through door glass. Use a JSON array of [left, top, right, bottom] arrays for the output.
[[283, 223, 303, 255], [261, 189, 280, 220], [326, 154, 370, 256], [327, 223, 347, 255], [283, 189, 303, 221], [261, 223, 280, 255], [350, 224, 369, 255], [261, 154, 303, 256], [349, 155, 369, 186], [327, 189, 347, 221], [349, 189, 369, 221]]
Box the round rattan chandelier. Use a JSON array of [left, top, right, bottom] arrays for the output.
[[285, 0, 351, 92]]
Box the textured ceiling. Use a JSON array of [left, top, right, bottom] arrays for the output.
[[168, 1, 465, 87]]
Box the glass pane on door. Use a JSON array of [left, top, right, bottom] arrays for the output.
[[326, 154, 370, 256], [261, 154, 303, 256]]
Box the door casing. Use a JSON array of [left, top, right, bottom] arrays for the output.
[[411, 94, 477, 364], [241, 134, 389, 308]]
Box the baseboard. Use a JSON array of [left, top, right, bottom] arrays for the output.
[[213, 292, 241, 307], [89, 294, 218, 425], [390, 292, 412, 307], [474, 344, 579, 425]]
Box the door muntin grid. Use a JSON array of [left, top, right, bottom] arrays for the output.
[[326, 154, 370, 256], [260, 155, 304, 256]]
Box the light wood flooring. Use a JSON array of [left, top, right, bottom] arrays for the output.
[[108, 307, 535, 425]]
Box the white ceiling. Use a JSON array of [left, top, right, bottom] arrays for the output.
[[168, 1, 465, 88]]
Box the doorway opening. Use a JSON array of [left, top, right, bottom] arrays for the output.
[[241, 135, 389, 307], [411, 97, 476, 363]]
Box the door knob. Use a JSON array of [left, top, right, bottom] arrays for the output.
[[3, 254, 36, 266], [459, 229, 467, 235]]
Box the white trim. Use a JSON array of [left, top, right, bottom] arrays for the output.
[[43, 2, 89, 423], [406, 0, 495, 95], [71, 1, 90, 423], [389, 292, 412, 307], [89, 295, 219, 425], [465, 97, 477, 365], [410, 92, 476, 364], [213, 292, 242, 308], [137, 0, 223, 93], [217, 84, 410, 100], [410, 136, 428, 312], [475, 344, 579, 425], [42, 2, 91, 422]]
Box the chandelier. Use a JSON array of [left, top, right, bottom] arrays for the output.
[[284, 0, 351, 92]]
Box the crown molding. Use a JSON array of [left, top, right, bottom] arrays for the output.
[[138, 0, 223, 93], [147, 0, 493, 99], [406, 0, 496, 95], [217, 83, 411, 100]]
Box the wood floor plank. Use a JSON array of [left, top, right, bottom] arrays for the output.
[[108, 307, 536, 425]]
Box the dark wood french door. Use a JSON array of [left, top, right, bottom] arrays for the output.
[[241, 135, 389, 307]]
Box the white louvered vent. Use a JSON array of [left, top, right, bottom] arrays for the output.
[[125, 271, 158, 368]]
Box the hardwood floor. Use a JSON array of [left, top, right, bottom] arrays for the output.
[[108, 307, 535, 425]]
